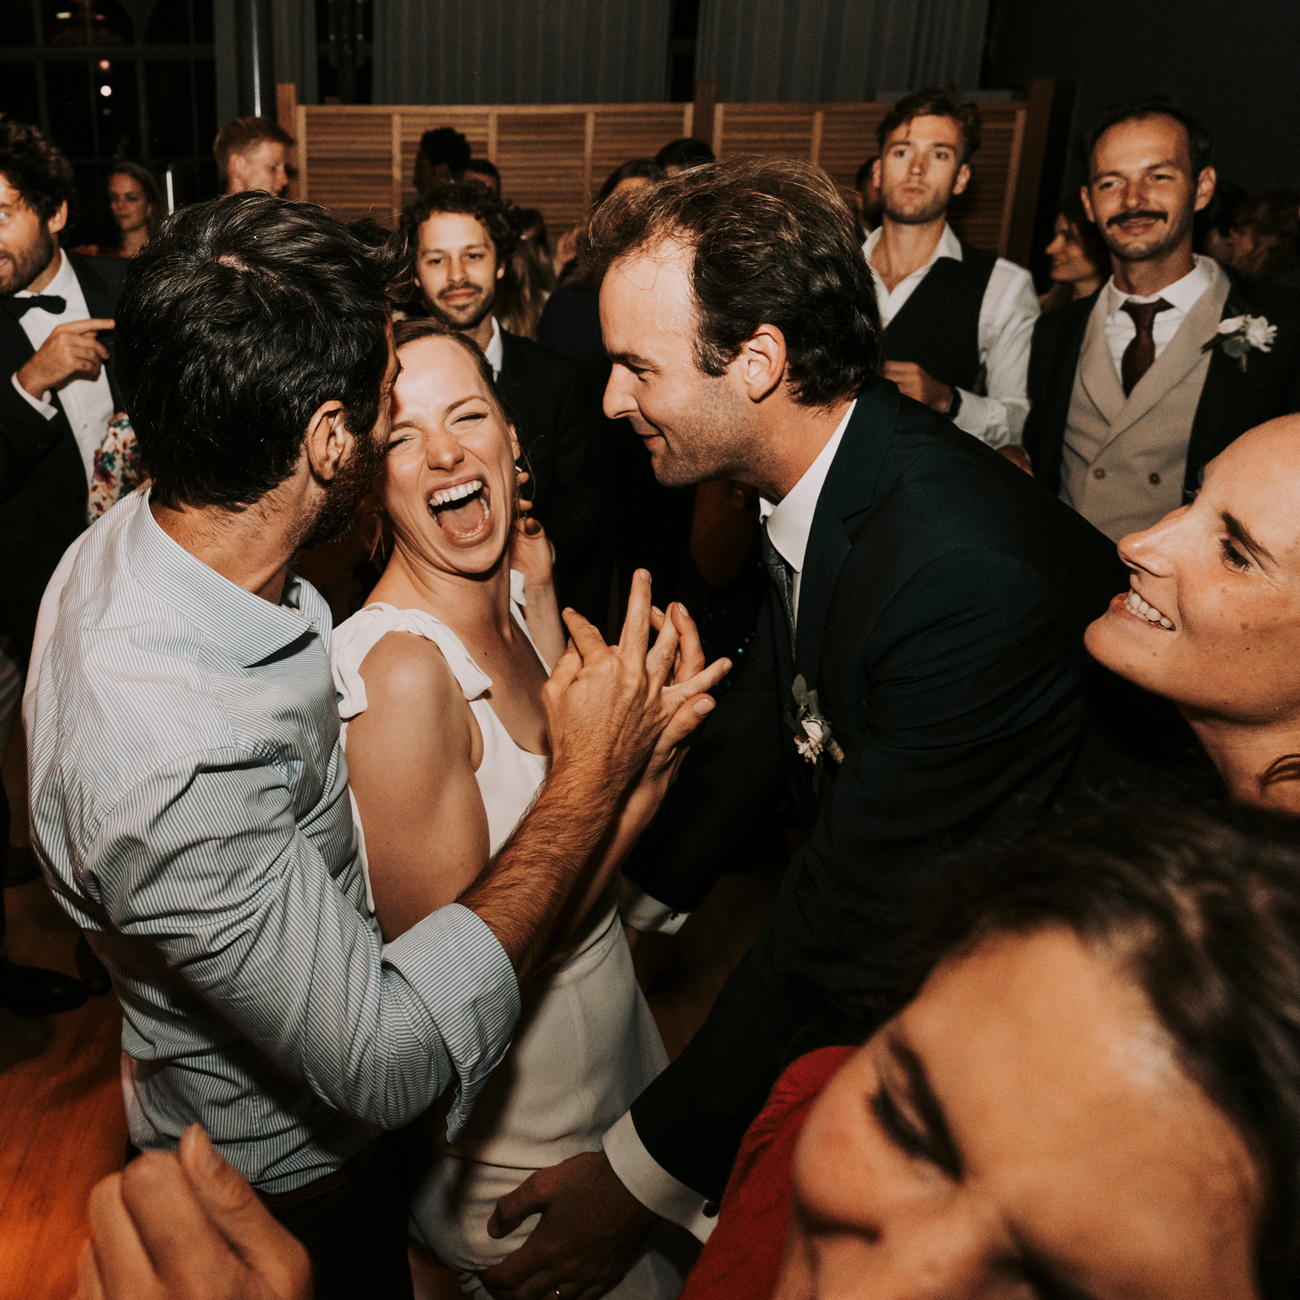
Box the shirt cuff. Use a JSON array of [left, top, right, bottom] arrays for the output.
[[11, 371, 56, 418], [603, 1110, 719, 1242], [382, 901, 520, 1139], [619, 878, 689, 934], [950, 389, 1010, 448]]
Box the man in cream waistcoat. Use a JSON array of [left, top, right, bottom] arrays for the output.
[[1022, 96, 1300, 540]]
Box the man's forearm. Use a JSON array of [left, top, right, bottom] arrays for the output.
[[458, 759, 622, 983]]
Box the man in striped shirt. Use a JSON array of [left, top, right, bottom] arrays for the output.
[[26, 193, 719, 1299]]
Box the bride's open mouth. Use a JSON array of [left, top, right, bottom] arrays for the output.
[[428, 477, 493, 545]]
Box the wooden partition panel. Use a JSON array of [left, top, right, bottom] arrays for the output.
[[295, 96, 1033, 260]]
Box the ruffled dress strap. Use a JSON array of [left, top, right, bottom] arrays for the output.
[[332, 602, 493, 721]]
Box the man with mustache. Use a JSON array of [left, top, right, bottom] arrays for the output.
[[1021, 95, 1300, 540], [402, 182, 606, 621]]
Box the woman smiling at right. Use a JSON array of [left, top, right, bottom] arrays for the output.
[[1084, 413, 1300, 809]]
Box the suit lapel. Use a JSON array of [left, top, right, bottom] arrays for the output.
[[68, 252, 122, 408], [1101, 264, 1231, 443], [1077, 293, 1126, 425], [1185, 275, 1256, 484], [794, 384, 896, 686]]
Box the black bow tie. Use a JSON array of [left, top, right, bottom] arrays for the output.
[[4, 294, 67, 319]]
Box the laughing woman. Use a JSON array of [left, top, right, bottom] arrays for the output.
[[330, 317, 710, 1298]]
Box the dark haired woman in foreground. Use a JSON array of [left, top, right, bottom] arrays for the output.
[[684, 804, 1294, 1299]]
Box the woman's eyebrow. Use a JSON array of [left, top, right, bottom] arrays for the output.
[[1223, 511, 1276, 565], [889, 1034, 962, 1178]]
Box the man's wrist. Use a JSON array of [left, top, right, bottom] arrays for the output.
[[15, 360, 51, 400]]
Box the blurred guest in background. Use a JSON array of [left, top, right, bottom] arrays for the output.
[[1226, 191, 1300, 283], [1022, 95, 1300, 543], [865, 86, 1039, 449], [414, 125, 472, 195], [1194, 177, 1247, 263], [537, 158, 694, 619], [402, 181, 606, 620], [852, 153, 881, 237], [654, 137, 714, 174], [1039, 190, 1108, 311], [72, 161, 162, 259], [464, 157, 502, 192], [495, 205, 555, 340], [215, 115, 293, 197]]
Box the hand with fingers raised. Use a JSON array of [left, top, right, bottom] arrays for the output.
[[75, 1125, 312, 1300]]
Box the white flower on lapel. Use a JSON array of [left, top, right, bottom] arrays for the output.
[[1206, 314, 1276, 372], [784, 675, 845, 767]]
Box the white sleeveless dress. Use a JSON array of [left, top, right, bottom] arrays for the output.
[[331, 577, 682, 1299]]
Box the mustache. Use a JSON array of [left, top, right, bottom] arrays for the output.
[[438, 281, 481, 296], [1107, 210, 1168, 228]]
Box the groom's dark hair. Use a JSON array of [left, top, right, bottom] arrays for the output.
[[581, 156, 881, 408]]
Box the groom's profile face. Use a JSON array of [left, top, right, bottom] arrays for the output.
[[599, 238, 748, 488]]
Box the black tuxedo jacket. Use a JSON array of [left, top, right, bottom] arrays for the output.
[[494, 328, 605, 615], [1022, 272, 1300, 495], [621, 382, 1127, 1198], [1, 252, 127, 658]]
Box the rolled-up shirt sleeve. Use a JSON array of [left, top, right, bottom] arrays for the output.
[[78, 751, 520, 1138], [952, 262, 1039, 448], [11, 369, 56, 417]]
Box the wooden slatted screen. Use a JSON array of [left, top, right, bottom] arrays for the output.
[[295, 97, 1028, 258]]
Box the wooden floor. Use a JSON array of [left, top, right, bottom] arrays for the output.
[[0, 867, 780, 1300]]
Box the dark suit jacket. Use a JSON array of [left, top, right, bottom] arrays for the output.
[[621, 382, 1127, 1198], [1022, 271, 1300, 496], [494, 328, 607, 620], [1, 252, 127, 658]]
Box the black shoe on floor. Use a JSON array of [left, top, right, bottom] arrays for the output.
[[74, 933, 112, 996], [0, 959, 88, 1017]]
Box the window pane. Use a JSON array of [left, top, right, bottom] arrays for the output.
[[45, 60, 95, 158], [145, 0, 188, 43], [0, 63, 39, 124], [192, 0, 212, 42], [44, 0, 133, 45], [194, 58, 216, 153], [95, 54, 139, 156], [0, 0, 37, 44], [146, 60, 191, 157]]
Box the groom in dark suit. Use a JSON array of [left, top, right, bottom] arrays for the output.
[[1, 121, 127, 663], [480, 158, 1127, 1296]]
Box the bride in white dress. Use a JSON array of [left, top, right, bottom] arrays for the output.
[[330, 318, 703, 1299]]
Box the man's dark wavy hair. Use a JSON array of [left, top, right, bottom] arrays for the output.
[[399, 179, 519, 281], [116, 192, 400, 510], [878, 806, 1300, 1299], [0, 119, 75, 221], [1080, 94, 1212, 179], [581, 157, 880, 408]]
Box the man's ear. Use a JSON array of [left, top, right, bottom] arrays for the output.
[[735, 324, 787, 403], [871, 157, 882, 191], [952, 162, 971, 199], [303, 400, 353, 483], [1194, 166, 1217, 214], [47, 200, 68, 238], [1080, 183, 1097, 225]]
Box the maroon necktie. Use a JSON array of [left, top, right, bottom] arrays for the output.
[[1119, 299, 1173, 397]]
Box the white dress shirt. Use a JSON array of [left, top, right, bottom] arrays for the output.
[[1101, 254, 1215, 379], [10, 248, 117, 484], [864, 224, 1038, 448], [609, 402, 858, 1242]]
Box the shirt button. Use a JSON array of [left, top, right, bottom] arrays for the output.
[[1093, 467, 1106, 480], [702, 1201, 720, 1218], [1148, 472, 1161, 485]]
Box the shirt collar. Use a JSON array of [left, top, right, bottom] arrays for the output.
[[1105, 253, 1215, 317], [757, 399, 857, 574], [14, 247, 73, 303], [863, 222, 962, 275], [485, 316, 504, 377], [124, 489, 330, 668]]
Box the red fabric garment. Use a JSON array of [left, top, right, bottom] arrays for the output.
[[679, 1045, 857, 1300]]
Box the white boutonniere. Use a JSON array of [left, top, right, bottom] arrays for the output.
[[784, 675, 845, 768], [1204, 314, 1277, 372]]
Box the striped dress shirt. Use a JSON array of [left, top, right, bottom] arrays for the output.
[[26, 490, 520, 1194]]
